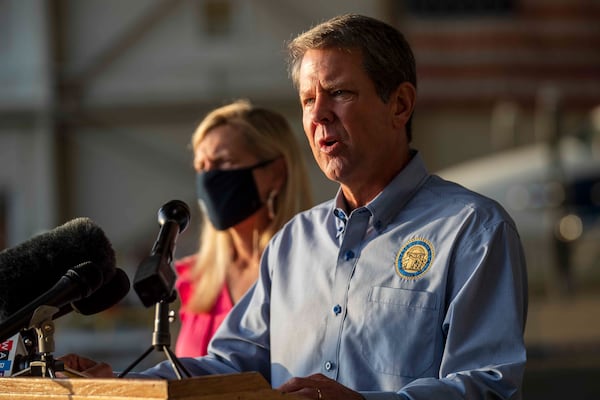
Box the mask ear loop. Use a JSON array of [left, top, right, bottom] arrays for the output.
[[267, 189, 278, 220]]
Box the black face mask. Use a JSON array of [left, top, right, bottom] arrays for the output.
[[196, 159, 273, 230]]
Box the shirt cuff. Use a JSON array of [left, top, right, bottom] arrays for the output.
[[359, 391, 407, 400]]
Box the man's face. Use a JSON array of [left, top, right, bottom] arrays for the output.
[[298, 48, 408, 197]]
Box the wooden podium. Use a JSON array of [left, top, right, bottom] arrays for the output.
[[0, 372, 300, 399]]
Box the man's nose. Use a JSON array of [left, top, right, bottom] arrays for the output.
[[310, 95, 334, 124]]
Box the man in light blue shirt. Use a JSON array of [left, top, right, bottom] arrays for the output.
[[63, 14, 528, 400]]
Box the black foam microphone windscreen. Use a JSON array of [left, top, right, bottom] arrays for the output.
[[0, 217, 116, 322]]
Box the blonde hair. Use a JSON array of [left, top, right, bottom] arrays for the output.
[[187, 99, 313, 312]]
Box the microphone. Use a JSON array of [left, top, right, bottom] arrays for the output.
[[133, 200, 190, 307], [1, 270, 129, 376], [54, 268, 131, 319], [0, 217, 117, 322], [0, 261, 105, 342]]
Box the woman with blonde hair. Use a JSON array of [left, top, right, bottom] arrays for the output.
[[175, 99, 313, 357]]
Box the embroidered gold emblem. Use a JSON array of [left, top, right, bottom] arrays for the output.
[[395, 238, 434, 279]]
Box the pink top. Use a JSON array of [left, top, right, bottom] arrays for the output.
[[174, 255, 233, 357]]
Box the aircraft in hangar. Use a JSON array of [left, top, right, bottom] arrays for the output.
[[436, 106, 600, 298]]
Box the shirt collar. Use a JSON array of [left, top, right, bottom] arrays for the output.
[[332, 149, 429, 233]]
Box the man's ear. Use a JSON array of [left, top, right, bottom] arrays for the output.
[[391, 82, 416, 129]]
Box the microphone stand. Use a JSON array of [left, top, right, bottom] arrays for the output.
[[12, 306, 86, 378], [118, 291, 190, 379]]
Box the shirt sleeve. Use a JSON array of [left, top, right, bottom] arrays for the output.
[[137, 250, 273, 381]]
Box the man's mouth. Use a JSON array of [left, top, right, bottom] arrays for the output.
[[318, 137, 340, 154]]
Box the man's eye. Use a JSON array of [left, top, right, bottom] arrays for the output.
[[332, 90, 351, 98], [303, 98, 315, 106]]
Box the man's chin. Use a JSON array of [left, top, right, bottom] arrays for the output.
[[320, 159, 348, 182]]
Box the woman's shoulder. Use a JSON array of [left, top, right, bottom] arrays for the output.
[[175, 254, 197, 275]]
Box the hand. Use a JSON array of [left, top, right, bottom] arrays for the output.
[[57, 353, 115, 378], [277, 373, 365, 400]]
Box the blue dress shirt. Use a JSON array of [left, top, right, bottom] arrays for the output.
[[142, 151, 528, 400]]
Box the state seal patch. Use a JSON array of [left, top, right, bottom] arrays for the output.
[[395, 238, 434, 279]]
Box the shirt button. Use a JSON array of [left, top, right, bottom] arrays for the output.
[[344, 250, 355, 260], [332, 304, 342, 315], [324, 361, 334, 371]]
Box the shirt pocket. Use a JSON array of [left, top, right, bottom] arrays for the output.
[[361, 286, 437, 377]]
